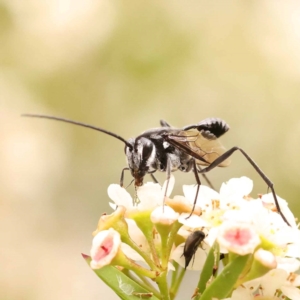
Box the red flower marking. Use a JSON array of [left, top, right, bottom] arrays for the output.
[[94, 237, 113, 261], [224, 228, 251, 246]]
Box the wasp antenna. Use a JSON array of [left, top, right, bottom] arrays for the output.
[[21, 114, 133, 149]]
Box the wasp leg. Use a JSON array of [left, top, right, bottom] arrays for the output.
[[160, 119, 171, 127], [197, 166, 215, 190], [148, 170, 159, 184], [162, 157, 172, 211], [120, 167, 130, 187], [198, 147, 290, 226], [186, 159, 202, 218]]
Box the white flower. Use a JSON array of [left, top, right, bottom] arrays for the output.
[[219, 176, 253, 203], [90, 228, 121, 269], [231, 269, 300, 300], [261, 193, 297, 228], [108, 175, 175, 212], [217, 221, 261, 255], [178, 213, 208, 228], [276, 257, 300, 273], [90, 175, 300, 300], [183, 184, 220, 212], [179, 177, 256, 230]]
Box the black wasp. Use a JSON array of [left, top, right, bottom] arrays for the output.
[[22, 114, 290, 226]]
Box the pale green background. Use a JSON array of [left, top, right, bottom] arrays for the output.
[[1, 1, 300, 299]]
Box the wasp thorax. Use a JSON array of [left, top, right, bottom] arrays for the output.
[[125, 137, 156, 187]]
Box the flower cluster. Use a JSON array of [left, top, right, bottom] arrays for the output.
[[86, 176, 300, 300]]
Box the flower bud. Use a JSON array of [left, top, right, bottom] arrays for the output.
[[93, 206, 129, 237], [150, 206, 179, 226], [90, 228, 121, 269]]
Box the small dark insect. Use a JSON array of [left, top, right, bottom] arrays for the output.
[[21, 114, 290, 226], [182, 230, 206, 269]]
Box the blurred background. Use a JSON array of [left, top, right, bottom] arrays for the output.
[[1, 1, 300, 299]]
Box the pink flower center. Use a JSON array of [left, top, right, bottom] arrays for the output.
[[224, 228, 251, 246], [94, 237, 114, 261]]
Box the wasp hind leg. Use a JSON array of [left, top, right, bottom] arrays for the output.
[[198, 147, 290, 226]]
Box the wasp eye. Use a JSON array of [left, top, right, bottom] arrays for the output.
[[124, 145, 133, 153], [142, 142, 154, 160]]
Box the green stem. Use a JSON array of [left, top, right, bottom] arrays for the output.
[[133, 213, 161, 267], [198, 254, 251, 300], [123, 270, 161, 299], [138, 275, 161, 299], [170, 261, 179, 288], [123, 235, 158, 270], [160, 229, 169, 268], [115, 253, 157, 279], [166, 221, 182, 259], [169, 266, 185, 300], [146, 230, 161, 267], [156, 271, 170, 300]]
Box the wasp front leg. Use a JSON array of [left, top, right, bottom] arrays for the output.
[[163, 156, 172, 205], [197, 165, 215, 190], [120, 167, 130, 187], [186, 159, 202, 218], [148, 170, 159, 184]]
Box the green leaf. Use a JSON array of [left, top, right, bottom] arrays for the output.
[[197, 242, 219, 295], [82, 254, 159, 300], [199, 254, 251, 300]]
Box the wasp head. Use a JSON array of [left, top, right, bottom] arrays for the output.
[[125, 137, 156, 187]]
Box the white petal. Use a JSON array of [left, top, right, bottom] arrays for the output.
[[121, 243, 145, 262], [231, 286, 253, 300], [126, 218, 149, 252], [205, 227, 219, 247], [260, 269, 287, 296], [137, 182, 163, 209], [162, 175, 175, 197], [261, 193, 297, 228], [291, 274, 300, 287], [107, 184, 133, 209], [242, 277, 261, 294], [281, 285, 300, 300], [168, 262, 175, 271], [109, 202, 117, 210], [220, 177, 253, 199], [222, 209, 253, 224], [276, 257, 300, 273], [178, 213, 208, 228], [286, 243, 300, 258], [183, 184, 220, 209]]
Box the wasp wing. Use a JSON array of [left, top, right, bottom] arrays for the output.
[[164, 130, 231, 167]]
